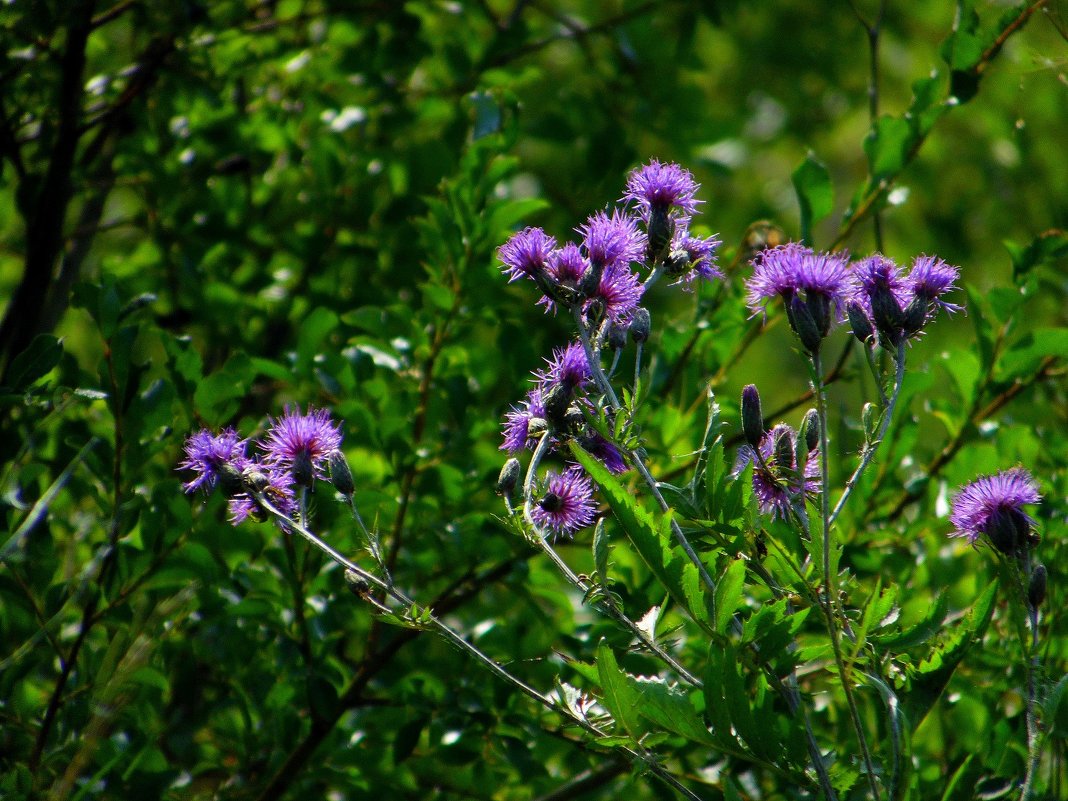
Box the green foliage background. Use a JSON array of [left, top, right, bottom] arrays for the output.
[[1, 1, 1066, 799]]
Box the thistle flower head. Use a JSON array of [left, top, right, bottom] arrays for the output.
[[907, 255, 962, 313], [535, 341, 592, 391], [227, 463, 297, 525], [584, 263, 644, 323], [950, 467, 1041, 551], [579, 433, 628, 475], [179, 428, 249, 494], [736, 423, 820, 520], [668, 229, 723, 287], [531, 467, 597, 536], [261, 405, 344, 486], [745, 243, 850, 316], [622, 159, 702, 220], [501, 388, 546, 454], [578, 209, 646, 269], [499, 227, 557, 283]]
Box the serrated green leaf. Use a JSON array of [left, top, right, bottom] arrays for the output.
[[593, 518, 610, 586], [596, 641, 642, 738], [903, 581, 998, 729], [714, 558, 746, 635], [571, 442, 713, 631], [629, 674, 715, 745], [873, 592, 949, 650]]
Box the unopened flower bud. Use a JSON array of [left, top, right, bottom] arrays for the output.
[[901, 296, 928, 337], [788, 296, 822, 354], [846, 302, 875, 344], [773, 428, 794, 471], [1028, 564, 1047, 609], [801, 408, 820, 453], [606, 321, 628, 351], [527, 417, 548, 438], [242, 465, 270, 493], [564, 404, 585, 433], [542, 382, 573, 432], [217, 462, 245, 497], [741, 384, 765, 449], [496, 458, 521, 497], [871, 283, 904, 347], [329, 450, 355, 497], [629, 308, 651, 344]]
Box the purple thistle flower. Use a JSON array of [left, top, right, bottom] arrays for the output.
[[499, 227, 557, 283], [669, 229, 724, 287], [623, 160, 702, 221], [950, 467, 1041, 550], [850, 254, 909, 304], [179, 428, 249, 494], [531, 467, 597, 536], [584, 263, 644, 323], [578, 210, 647, 269], [745, 243, 851, 315], [261, 405, 344, 486], [736, 424, 820, 520], [907, 255, 962, 313], [535, 342, 591, 391], [536, 244, 590, 314], [579, 433, 628, 474], [547, 243, 589, 284], [227, 463, 298, 525], [501, 388, 546, 454]]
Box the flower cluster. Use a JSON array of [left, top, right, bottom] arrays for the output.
[[744, 244, 961, 352], [950, 467, 1042, 554], [496, 160, 725, 535], [847, 254, 961, 347], [180, 405, 347, 526], [497, 160, 722, 331]]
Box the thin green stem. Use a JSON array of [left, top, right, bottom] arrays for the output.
[[829, 342, 905, 527], [813, 349, 881, 800], [1020, 553, 1044, 801]]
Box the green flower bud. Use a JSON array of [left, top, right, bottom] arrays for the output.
[[1028, 564, 1047, 610], [329, 450, 355, 497], [629, 308, 651, 344], [496, 458, 521, 497], [741, 384, 765, 449]]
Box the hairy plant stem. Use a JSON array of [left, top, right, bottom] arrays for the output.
[[255, 494, 704, 801], [813, 349, 881, 800], [1020, 552, 1044, 801], [829, 342, 905, 527]]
